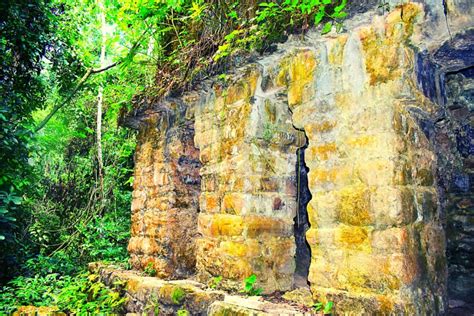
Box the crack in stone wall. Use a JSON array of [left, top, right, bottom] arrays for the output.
[[294, 145, 312, 283]]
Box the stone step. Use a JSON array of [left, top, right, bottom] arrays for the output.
[[90, 263, 311, 315]]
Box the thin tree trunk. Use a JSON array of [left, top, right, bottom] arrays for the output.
[[147, 36, 155, 86], [97, 0, 106, 199]]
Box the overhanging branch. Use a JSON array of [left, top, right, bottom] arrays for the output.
[[34, 62, 120, 133], [34, 25, 151, 133]]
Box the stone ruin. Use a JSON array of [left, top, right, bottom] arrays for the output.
[[99, 1, 474, 314]]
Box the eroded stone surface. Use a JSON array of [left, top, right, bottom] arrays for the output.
[[194, 67, 305, 293], [208, 297, 302, 316], [13, 306, 64, 316], [128, 99, 201, 278]]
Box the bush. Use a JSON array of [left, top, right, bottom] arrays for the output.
[[0, 272, 126, 314]]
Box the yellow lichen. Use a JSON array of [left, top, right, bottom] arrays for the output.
[[337, 184, 372, 226], [328, 35, 348, 65], [359, 3, 421, 85], [336, 225, 369, 246]]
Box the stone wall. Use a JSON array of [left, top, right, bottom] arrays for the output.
[[128, 100, 201, 278], [125, 1, 474, 313], [284, 5, 446, 313], [194, 67, 306, 293]]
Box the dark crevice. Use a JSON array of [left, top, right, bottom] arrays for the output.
[[294, 142, 312, 286]]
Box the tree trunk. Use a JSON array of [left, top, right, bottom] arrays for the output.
[[97, 0, 106, 199]]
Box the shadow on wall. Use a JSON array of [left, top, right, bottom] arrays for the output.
[[416, 29, 474, 313]]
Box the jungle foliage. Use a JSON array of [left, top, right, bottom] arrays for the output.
[[0, 0, 348, 312]]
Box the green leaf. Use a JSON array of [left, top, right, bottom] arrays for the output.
[[313, 302, 323, 311], [324, 301, 334, 313], [314, 9, 325, 24], [331, 11, 347, 19], [321, 21, 332, 34], [334, 0, 347, 13], [247, 274, 257, 284], [228, 10, 238, 19]]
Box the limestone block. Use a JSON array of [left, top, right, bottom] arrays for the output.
[[198, 214, 244, 237], [291, 103, 335, 130], [309, 285, 415, 315], [224, 70, 259, 105], [196, 236, 295, 293], [13, 306, 64, 316], [370, 226, 413, 253], [359, 3, 421, 85], [140, 256, 173, 279], [335, 183, 372, 226], [284, 50, 317, 109], [338, 132, 407, 160], [131, 195, 145, 212], [199, 192, 221, 214], [130, 212, 142, 236], [208, 297, 301, 315], [334, 225, 372, 252], [307, 163, 354, 191], [355, 158, 410, 186], [370, 186, 417, 227], [196, 238, 254, 281], [306, 192, 338, 227]]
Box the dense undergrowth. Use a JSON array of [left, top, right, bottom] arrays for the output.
[[0, 0, 348, 313]]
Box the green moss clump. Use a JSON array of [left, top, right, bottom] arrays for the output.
[[171, 287, 186, 305]]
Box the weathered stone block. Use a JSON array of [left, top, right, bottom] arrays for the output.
[[307, 164, 353, 191], [131, 195, 145, 212], [370, 226, 412, 253], [336, 183, 372, 226], [196, 238, 253, 281], [334, 225, 372, 251], [208, 297, 301, 315], [306, 192, 338, 227], [307, 142, 337, 161], [198, 214, 244, 237], [199, 192, 221, 214], [371, 186, 417, 227], [286, 50, 317, 109]]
